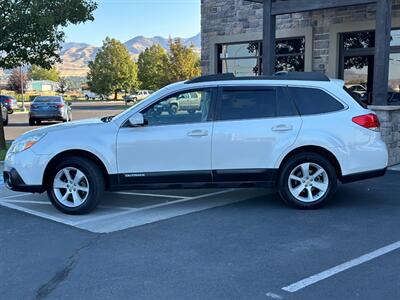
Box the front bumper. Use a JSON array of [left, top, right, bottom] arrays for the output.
[[3, 169, 45, 193]]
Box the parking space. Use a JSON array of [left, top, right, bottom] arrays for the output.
[[0, 187, 270, 233], [1, 171, 400, 299]]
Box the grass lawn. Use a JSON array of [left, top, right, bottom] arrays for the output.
[[0, 145, 9, 161]]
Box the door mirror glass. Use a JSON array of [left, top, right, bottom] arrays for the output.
[[128, 113, 145, 127]]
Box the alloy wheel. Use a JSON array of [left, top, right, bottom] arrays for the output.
[[53, 167, 90, 207], [288, 162, 329, 203]]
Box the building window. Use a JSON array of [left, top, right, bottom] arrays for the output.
[[341, 29, 400, 104], [217, 37, 305, 77]]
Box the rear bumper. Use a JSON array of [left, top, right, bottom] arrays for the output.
[[341, 168, 387, 184], [3, 169, 45, 193], [29, 111, 64, 120]]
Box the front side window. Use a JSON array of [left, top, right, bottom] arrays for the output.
[[141, 89, 213, 126], [288, 87, 345, 115], [217, 88, 277, 121]]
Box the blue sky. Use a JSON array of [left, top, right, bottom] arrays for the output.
[[64, 0, 200, 46]]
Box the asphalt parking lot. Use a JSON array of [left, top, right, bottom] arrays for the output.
[[1, 171, 399, 299]]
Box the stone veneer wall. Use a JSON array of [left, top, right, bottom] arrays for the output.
[[201, 0, 400, 75], [370, 106, 400, 166]]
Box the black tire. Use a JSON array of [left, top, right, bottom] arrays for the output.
[[8, 109, 13, 114], [29, 118, 35, 126], [85, 95, 89, 101], [278, 152, 338, 209], [47, 157, 105, 215], [3, 114, 8, 126], [169, 104, 178, 115]]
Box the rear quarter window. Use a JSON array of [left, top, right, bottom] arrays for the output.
[[288, 87, 345, 115]]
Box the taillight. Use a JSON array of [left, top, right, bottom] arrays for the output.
[[4, 99, 12, 103], [56, 104, 64, 108], [352, 113, 380, 131]]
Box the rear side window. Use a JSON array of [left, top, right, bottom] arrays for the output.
[[343, 86, 367, 108], [288, 87, 345, 115], [218, 88, 277, 121]]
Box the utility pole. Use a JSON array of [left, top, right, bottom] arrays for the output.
[[20, 65, 26, 111]]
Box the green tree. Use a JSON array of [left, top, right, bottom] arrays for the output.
[[28, 65, 61, 82], [138, 45, 168, 90], [87, 37, 139, 99], [0, 0, 97, 69], [0, 0, 96, 150], [164, 38, 201, 84]]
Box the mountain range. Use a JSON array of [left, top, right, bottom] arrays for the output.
[[58, 33, 201, 77]]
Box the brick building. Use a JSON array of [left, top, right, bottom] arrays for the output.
[[201, 0, 400, 165]]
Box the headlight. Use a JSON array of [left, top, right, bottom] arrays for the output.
[[8, 133, 47, 155]]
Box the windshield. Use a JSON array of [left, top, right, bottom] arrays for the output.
[[34, 96, 62, 103]]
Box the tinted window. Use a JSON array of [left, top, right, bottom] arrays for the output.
[[141, 89, 212, 126], [343, 86, 367, 108], [218, 89, 276, 121], [288, 87, 344, 115], [34, 96, 62, 103]]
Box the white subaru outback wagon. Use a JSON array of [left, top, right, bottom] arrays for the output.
[[4, 72, 388, 214]]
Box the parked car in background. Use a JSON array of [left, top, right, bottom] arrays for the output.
[[0, 95, 18, 114], [3, 72, 388, 215], [83, 91, 108, 101], [124, 90, 152, 103], [2, 105, 8, 126], [29, 96, 72, 126]]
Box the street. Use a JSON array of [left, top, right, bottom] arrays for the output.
[[4, 101, 127, 142], [1, 171, 400, 299]]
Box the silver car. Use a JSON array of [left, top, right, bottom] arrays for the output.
[[29, 96, 72, 126]]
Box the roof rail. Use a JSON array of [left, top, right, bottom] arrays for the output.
[[186, 73, 236, 84], [185, 72, 330, 84]]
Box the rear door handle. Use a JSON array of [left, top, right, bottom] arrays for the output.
[[187, 130, 209, 137], [271, 124, 293, 132]]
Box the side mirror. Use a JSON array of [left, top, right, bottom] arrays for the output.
[[128, 113, 145, 127]]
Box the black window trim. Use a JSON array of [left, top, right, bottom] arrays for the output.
[[122, 87, 218, 128], [215, 86, 280, 122], [286, 85, 348, 117]]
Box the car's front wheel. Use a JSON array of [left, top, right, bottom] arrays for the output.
[[47, 157, 104, 215], [278, 152, 337, 209]]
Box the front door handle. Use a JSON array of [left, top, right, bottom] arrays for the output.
[[187, 130, 209, 137], [271, 124, 293, 132]]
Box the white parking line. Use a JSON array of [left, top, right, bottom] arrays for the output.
[[1, 199, 49, 205], [0, 200, 79, 226], [282, 241, 400, 293], [114, 191, 189, 200], [74, 189, 236, 226], [0, 193, 32, 200]]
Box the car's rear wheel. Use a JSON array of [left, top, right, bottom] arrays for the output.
[[278, 152, 337, 209], [47, 157, 104, 215]]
